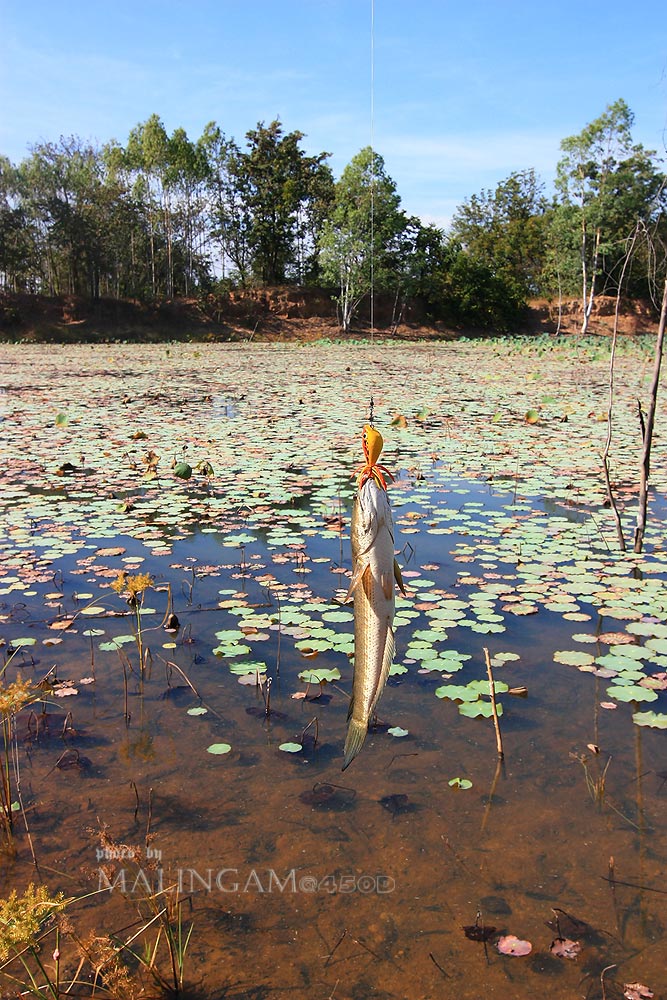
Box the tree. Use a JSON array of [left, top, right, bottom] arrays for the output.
[[318, 146, 408, 330], [124, 115, 174, 298], [0, 156, 35, 291], [201, 124, 253, 285], [15, 138, 107, 297], [451, 168, 547, 308], [238, 120, 333, 285], [168, 127, 211, 295], [556, 99, 665, 332]]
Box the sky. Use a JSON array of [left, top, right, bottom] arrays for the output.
[[1, 0, 667, 227]]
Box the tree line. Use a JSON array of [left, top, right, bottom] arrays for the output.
[[0, 99, 665, 331]]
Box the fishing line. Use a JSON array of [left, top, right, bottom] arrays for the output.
[[370, 0, 375, 347]]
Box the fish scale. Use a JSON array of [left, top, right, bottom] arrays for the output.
[[343, 477, 404, 770]]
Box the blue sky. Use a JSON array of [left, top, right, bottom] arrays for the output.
[[2, 0, 666, 226]]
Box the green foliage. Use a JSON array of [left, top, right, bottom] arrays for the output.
[[201, 119, 334, 287], [451, 168, 547, 302], [1, 99, 665, 326], [555, 99, 666, 322], [318, 146, 409, 329]]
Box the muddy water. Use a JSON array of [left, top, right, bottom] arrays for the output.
[[0, 343, 666, 998]]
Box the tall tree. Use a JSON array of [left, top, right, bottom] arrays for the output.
[[318, 146, 407, 330], [201, 124, 253, 285], [556, 99, 665, 332], [124, 114, 173, 297], [239, 120, 333, 285], [16, 138, 106, 297], [0, 156, 34, 291]]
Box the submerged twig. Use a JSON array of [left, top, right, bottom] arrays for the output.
[[481, 756, 504, 833], [428, 952, 449, 978], [634, 273, 667, 553], [483, 648, 504, 759], [600, 964, 617, 1000]]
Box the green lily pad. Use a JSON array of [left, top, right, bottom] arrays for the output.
[[298, 667, 341, 684], [206, 743, 232, 754], [458, 700, 504, 718], [605, 685, 658, 703], [554, 650, 596, 667], [632, 710, 667, 729], [435, 684, 482, 703], [448, 777, 473, 789], [279, 742, 303, 753]]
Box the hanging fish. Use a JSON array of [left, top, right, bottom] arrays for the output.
[[343, 425, 405, 770]]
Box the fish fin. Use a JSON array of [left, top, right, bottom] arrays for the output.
[[381, 572, 393, 601], [381, 624, 396, 687], [344, 558, 370, 603], [368, 623, 396, 718], [342, 717, 368, 770], [394, 559, 406, 595], [360, 562, 373, 601]]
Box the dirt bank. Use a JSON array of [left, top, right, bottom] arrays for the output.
[[0, 288, 659, 343]]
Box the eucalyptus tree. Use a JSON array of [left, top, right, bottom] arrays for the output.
[[555, 99, 665, 332], [318, 146, 407, 330], [124, 114, 174, 297], [201, 123, 253, 284], [167, 127, 211, 294]]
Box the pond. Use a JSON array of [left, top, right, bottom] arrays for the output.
[[0, 339, 666, 999]]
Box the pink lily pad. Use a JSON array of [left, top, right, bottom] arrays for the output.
[[496, 934, 532, 956]]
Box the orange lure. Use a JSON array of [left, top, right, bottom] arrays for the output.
[[355, 424, 394, 491]]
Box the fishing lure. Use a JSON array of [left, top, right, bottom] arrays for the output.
[[355, 424, 394, 491]]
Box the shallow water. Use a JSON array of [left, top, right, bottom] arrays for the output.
[[1, 342, 666, 998]]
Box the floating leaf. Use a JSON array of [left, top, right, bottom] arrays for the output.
[[206, 743, 232, 755], [623, 985, 654, 1000], [497, 934, 532, 956], [632, 711, 667, 729], [448, 777, 472, 789], [459, 700, 503, 719], [279, 742, 303, 753], [298, 667, 341, 684], [187, 707, 208, 716], [550, 937, 581, 959], [388, 726, 409, 738], [554, 650, 596, 667], [606, 684, 658, 703]]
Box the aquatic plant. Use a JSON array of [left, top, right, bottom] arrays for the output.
[[0, 884, 66, 997], [0, 664, 40, 849], [111, 572, 155, 675]]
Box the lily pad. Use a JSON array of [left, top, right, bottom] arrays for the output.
[[448, 777, 472, 789]]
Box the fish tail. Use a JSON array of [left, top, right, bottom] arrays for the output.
[[342, 718, 368, 771]]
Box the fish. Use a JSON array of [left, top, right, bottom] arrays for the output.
[[343, 426, 405, 770]]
